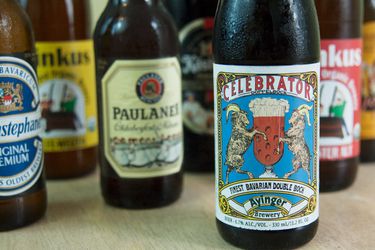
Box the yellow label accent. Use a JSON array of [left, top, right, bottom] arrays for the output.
[[362, 23, 375, 139], [36, 40, 98, 152], [102, 58, 183, 179], [361, 111, 375, 139]]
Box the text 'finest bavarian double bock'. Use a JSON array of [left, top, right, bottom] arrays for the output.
[[214, 0, 320, 248]]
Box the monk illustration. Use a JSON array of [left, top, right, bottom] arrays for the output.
[[61, 88, 77, 113], [329, 87, 349, 136]]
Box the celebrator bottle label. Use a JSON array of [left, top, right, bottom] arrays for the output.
[[180, 18, 215, 135], [0, 56, 43, 196], [320, 39, 362, 160], [37, 40, 98, 152], [101, 58, 183, 178], [214, 63, 320, 230], [362, 24, 375, 140]]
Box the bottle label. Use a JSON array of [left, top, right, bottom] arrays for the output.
[[0, 56, 43, 196], [37, 40, 98, 152], [180, 18, 215, 135], [362, 23, 375, 140], [102, 58, 183, 178], [214, 63, 320, 231], [319, 39, 362, 160]]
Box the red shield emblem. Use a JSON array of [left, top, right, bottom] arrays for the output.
[[253, 116, 285, 166], [250, 98, 290, 166]]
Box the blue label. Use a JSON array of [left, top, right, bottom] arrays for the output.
[[215, 64, 320, 231], [0, 56, 43, 196]]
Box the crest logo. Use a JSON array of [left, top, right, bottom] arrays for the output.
[[0, 82, 23, 113], [136, 73, 164, 104]]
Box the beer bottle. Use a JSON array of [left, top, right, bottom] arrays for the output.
[[94, 0, 183, 208], [361, 0, 375, 162], [165, 0, 217, 172], [26, 0, 98, 179], [316, 0, 363, 191], [214, 1, 320, 248], [0, 0, 46, 230]]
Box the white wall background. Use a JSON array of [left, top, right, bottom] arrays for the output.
[[90, 0, 107, 32]]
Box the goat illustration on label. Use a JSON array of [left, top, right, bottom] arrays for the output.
[[215, 65, 319, 230], [224, 98, 313, 183]]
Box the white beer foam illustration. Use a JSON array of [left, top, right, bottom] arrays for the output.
[[249, 98, 290, 117]]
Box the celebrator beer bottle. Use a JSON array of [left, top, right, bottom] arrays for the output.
[[165, 0, 217, 172], [25, 0, 98, 179], [0, 0, 46, 230], [316, 0, 363, 191], [361, 0, 375, 162], [214, 1, 320, 248], [94, 0, 183, 208]]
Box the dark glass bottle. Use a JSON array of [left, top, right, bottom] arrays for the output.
[[361, 0, 375, 162], [0, 0, 46, 231], [316, 0, 363, 191], [165, 0, 218, 172], [94, 0, 183, 208], [163, 0, 188, 29], [26, 0, 98, 179], [214, 0, 320, 248]]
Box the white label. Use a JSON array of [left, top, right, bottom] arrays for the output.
[[102, 57, 183, 179], [215, 63, 320, 230]]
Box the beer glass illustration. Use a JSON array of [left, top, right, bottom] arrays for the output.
[[249, 98, 290, 178]]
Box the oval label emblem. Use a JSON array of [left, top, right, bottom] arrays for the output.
[[136, 73, 164, 104]]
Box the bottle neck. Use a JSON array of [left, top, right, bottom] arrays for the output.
[[110, 0, 159, 5]]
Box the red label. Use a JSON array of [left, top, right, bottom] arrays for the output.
[[319, 39, 362, 160], [204, 18, 214, 30]]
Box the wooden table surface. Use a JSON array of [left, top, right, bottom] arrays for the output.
[[1, 165, 374, 249]]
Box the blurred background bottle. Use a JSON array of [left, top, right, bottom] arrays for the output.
[[94, 0, 183, 208], [26, 0, 98, 179], [0, 0, 46, 230], [165, 0, 218, 172], [361, 0, 375, 162], [316, 0, 363, 191]]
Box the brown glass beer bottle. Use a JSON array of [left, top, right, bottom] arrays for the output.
[[361, 0, 375, 162], [316, 0, 363, 191], [165, 0, 218, 172], [0, 0, 46, 230], [214, 0, 320, 248], [94, 0, 183, 208], [26, 0, 98, 179]]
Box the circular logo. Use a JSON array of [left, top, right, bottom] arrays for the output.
[[136, 73, 164, 104]]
